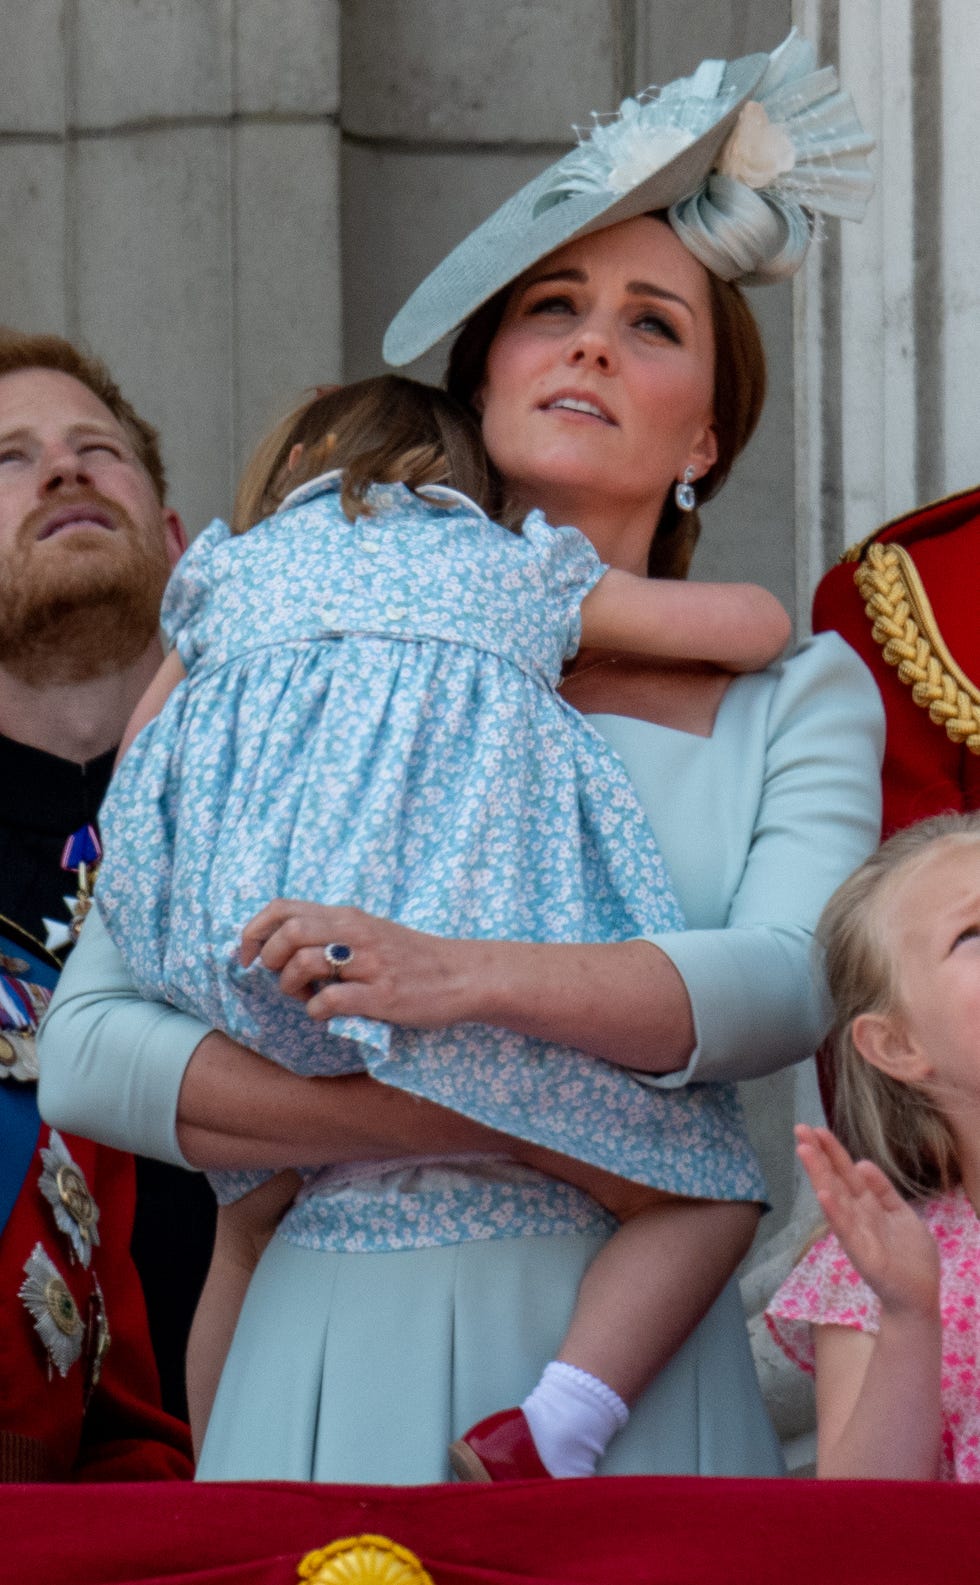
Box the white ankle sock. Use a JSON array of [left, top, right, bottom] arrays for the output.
[[521, 1361, 629, 1477]]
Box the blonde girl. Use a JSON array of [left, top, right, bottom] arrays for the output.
[[768, 811, 980, 1481]]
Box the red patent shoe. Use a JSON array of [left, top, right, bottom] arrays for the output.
[[449, 1407, 552, 1482]]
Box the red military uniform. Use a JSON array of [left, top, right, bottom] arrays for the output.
[[0, 911, 191, 1482], [0, 1116, 193, 1481], [813, 484, 980, 837]]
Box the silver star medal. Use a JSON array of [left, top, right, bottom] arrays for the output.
[[19, 1243, 84, 1378], [0, 1029, 39, 1081], [39, 1130, 100, 1267], [43, 856, 98, 953], [42, 899, 80, 954]]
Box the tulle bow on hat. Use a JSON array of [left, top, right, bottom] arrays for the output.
[[669, 30, 874, 282], [384, 29, 873, 365]]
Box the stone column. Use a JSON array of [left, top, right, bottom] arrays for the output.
[[794, 0, 980, 601], [0, 0, 342, 533]]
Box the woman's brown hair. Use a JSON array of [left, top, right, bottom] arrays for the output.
[[232, 374, 500, 534], [445, 221, 767, 578]]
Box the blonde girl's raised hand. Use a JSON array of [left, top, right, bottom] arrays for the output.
[[795, 1124, 941, 1319], [795, 1124, 943, 1480]]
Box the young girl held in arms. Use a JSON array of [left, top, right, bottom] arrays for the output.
[[768, 811, 980, 1481], [97, 375, 790, 1476]]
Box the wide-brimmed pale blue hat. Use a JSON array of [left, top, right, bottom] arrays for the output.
[[384, 29, 873, 367]]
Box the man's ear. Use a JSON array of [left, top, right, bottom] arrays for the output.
[[851, 1011, 934, 1085], [163, 508, 188, 566]]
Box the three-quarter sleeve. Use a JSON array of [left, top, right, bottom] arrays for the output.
[[38, 908, 205, 1166], [643, 635, 884, 1086]]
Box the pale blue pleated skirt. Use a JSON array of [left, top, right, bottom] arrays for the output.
[[197, 1231, 784, 1483]]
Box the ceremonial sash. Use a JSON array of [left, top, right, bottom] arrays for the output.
[[0, 919, 63, 1237], [0, 1082, 41, 1238]]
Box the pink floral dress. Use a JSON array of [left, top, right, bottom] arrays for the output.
[[767, 1185, 980, 1481]]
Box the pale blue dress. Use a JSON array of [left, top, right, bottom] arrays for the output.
[[95, 472, 764, 1207], [40, 632, 885, 1482]]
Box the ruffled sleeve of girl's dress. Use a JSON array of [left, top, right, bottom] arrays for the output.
[[160, 518, 233, 669], [518, 510, 608, 660], [765, 1228, 881, 1374]]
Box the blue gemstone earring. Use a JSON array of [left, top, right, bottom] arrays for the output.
[[674, 466, 697, 512]]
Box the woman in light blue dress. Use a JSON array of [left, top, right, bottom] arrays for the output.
[[41, 32, 882, 1481], [94, 371, 783, 1469]]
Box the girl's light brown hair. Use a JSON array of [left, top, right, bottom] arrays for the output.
[[232, 375, 502, 535], [818, 812, 980, 1199], [444, 222, 766, 579]]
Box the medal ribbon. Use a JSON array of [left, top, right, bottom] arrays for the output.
[[61, 824, 102, 872]]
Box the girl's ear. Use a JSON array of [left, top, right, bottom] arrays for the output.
[[286, 442, 304, 473], [851, 1011, 934, 1085]]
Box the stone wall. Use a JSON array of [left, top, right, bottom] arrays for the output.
[[1, 0, 797, 603], [0, 0, 342, 535], [795, 0, 980, 585]]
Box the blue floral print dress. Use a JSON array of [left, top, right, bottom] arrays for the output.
[[96, 472, 765, 1206]]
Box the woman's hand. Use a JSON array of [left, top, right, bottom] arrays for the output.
[[240, 897, 695, 1071], [795, 1124, 940, 1319], [240, 899, 476, 1029]]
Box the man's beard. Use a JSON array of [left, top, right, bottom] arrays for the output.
[[0, 488, 172, 685]]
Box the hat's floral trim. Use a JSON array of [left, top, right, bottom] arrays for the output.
[[670, 29, 873, 283], [535, 29, 873, 286], [856, 542, 980, 755], [715, 100, 795, 190], [535, 61, 738, 213]]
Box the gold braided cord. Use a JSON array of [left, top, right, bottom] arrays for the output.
[[854, 543, 980, 755]]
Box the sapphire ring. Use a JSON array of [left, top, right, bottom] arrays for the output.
[[322, 942, 354, 981]]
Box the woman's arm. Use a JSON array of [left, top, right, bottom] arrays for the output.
[[244, 635, 884, 1083], [38, 908, 516, 1168], [241, 903, 695, 1072], [177, 1029, 511, 1169], [41, 637, 884, 1161], [580, 568, 791, 672], [634, 634, 884, 1084]]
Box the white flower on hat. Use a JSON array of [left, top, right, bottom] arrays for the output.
[[591, 111, 697, 196], [536, 71, 736, 213], [715, 101, 795, 190]]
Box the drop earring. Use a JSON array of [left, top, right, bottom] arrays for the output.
[[674, 466, 697, 512]]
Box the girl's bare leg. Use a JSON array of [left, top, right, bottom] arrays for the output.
[[477, 1145, 760, 1475], [186, 1170, 301, 1458]]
